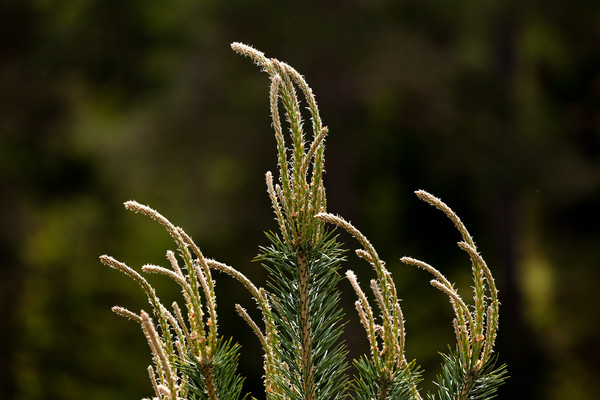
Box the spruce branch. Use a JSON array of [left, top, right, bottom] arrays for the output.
[[237, 43, 349, 400], [403, 190, 504, 399], [121, 201, 209, 351], [102, 42, 506, 400], [314, 213, 404, 366], [258, 234, 348, 400], [314, 213, 421, 399], [102, 206, 252, 399], [234, 42, 327, 249], [413, 190, 488, 365]]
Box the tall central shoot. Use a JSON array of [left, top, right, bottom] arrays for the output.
[[232, 43, 348, 400]]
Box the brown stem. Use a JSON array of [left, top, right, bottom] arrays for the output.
[[201, 361, 218, 400], [378, 373, 391, 400], [298, 251, 316, 400]]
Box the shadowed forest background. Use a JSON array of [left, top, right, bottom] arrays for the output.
[[1, 1, 599, 399]]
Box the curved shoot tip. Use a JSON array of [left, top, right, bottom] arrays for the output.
[[231, 42, 269, 68]]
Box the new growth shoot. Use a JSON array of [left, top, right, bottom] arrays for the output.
[[101, 42, 506, 400]]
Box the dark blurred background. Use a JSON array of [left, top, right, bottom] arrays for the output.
[[1, 1, 599, 399]]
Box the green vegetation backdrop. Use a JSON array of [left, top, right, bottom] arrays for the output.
[[1, 1, 599, 399]]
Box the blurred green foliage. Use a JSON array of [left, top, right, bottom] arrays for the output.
[[1, 1, 599, 399]]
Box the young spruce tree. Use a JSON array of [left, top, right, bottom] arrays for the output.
[[101, 43, 507, 400]]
